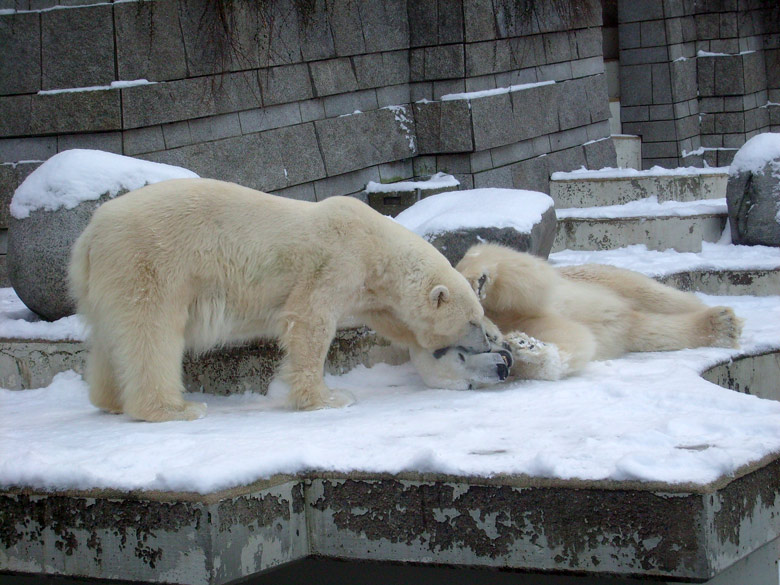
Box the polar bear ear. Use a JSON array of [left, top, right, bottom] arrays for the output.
[[429, 284, 450, 308]]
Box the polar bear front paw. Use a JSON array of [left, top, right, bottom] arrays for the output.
[[297, 388, 356, 410], [504, 332, 569, 381]]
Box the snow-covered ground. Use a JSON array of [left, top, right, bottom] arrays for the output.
[[2, 145, 780, 495], [2, 277, 779, 493]]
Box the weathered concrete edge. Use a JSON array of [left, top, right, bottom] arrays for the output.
[[5, 451, 780, 583]]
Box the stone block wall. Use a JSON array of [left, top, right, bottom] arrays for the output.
[[619, 0, 779, 169], [0, 0, 616, 285]]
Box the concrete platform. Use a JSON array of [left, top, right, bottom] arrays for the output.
[[3, 361, 780, 585], [553, 213, 727, 253]]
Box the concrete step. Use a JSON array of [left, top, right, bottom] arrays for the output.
[[553, 200, 727, 253], [550, 166, 728, 208]]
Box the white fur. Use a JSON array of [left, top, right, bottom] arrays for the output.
[[69, 178, 486, 421], [456, 243, 744, 380]]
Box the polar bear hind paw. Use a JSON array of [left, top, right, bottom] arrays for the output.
[[705, 306, 744, 348]]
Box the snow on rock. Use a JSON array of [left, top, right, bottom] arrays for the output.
[[0, 288, 86, 341], [729, 132, 780, 176], [394, 188, 554, 237], [10, 149, 198, 219]]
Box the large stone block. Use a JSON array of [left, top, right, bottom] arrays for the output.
[[315, 108, 416, 177], [114, 0, 187, 82], [121, 72, 262, 129], [26, 91, 122, 136], [0, 11, 40, 94], [259, 63, 313, 106], [408, 0, 463, 47], [470, 92, 519, 151], [41, 4, 114, 90], [620, 65, 653, 106], [298, 0, 336, 61], [359, 0, 409, 53], [714, 55, 746, 96], [727, 136, 780, 247], [328, 0, 366, 55], [413, 100, 473, 154], [144, 124, 325, 193], [309, 58, 358, 97], [411, 44, 465, 81]]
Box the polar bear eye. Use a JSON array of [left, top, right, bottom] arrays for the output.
[[477, 274, 488, 296]]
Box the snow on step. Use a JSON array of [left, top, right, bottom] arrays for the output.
[[553, 196, 727, 253]]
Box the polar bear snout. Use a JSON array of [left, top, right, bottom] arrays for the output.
[[457, 320, 492, 353]]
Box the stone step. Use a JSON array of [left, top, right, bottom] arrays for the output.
[[553, 212, 727, 253], [0, 328, 405, 392], [550, 166, 728, 208], [3, 349, 779, 585]]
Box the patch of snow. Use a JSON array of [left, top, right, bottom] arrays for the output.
[[384, 105, 416, 152], [441, 80, 555, 102], [38, 79, 156, 95], [365, 172, 459, 194], [0, 289, 86, 341], [556, 196, 726, 219], [550, 242, 780, 277], [697, 50, 756, 58], [394, 188, 554, 236], [10, 149, 199, 219], [552, 165, 729, 181], [729, 133, 780, 176]]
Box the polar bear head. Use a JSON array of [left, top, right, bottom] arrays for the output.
[[400, 267, 491, 353]]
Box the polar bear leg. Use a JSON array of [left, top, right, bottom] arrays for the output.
[[627, 306, 743, 351], [112, 304, 206, 422], [86, 334, 123, 414], [280, 307, 354, 410]]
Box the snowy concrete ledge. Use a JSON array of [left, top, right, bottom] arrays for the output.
[[4, 446, 780, 584], [550, 166, 729, 208]]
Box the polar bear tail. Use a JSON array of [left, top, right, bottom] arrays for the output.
[[68, 224, 93, 311]]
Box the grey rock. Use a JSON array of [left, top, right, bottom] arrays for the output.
[[727, 154, 780, 247], [8, 192, 116, 321], [413, 100, 473, 154], [426, 206, 558, 265]]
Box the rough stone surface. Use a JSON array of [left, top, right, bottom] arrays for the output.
[[0, 329, 402, 392], [7, 192, 117, 321], [727, 157, 780, 247], [426, 206, 557, 265]]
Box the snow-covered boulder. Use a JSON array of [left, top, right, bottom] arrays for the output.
[[394, 188, 557, 264], [7, 150, 198, 321], [726, 133, 780, 247]]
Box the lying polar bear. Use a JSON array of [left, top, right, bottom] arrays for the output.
[[69, 178, 506, 422], [414, 243, 743, 384]]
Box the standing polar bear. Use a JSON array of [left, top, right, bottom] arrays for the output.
[[69, 178, 498, 422], [453, 243, 743, 381]]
